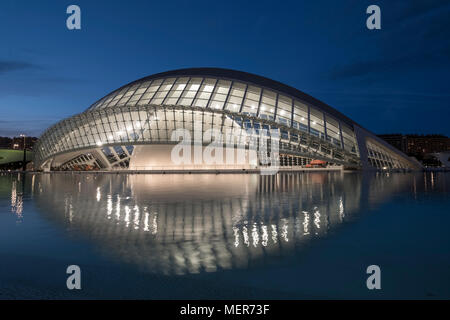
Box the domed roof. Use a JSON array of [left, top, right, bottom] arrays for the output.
[[88, 67, 356, 127]]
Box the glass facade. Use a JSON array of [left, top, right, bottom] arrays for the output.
[[34, 70, 417, 170], [35, 105, 360, 169], [366, 139, 409, 169], [89, 75, 360, 151]]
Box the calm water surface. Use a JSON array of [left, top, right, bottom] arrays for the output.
[[0, 172, 449, 299]]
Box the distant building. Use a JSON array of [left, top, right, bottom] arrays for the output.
[[407, 134, 450, 155], [0, 137, 12, 149], [11, 137, 38, 150], [0, 136, 38, 151], [378, 134, 450, 161], [377, 134, 408, 154]]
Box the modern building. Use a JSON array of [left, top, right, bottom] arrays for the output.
[[406, 134, 450, 156], [0, 136, 38, 150], [0, 137, 12, 149], [11, 136, 38, 151], [34, 68, 421, 171]]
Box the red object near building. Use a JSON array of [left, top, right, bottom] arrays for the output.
[[309, 160, 327, 168]]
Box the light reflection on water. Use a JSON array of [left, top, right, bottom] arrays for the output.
[[2, 171, 447, 276]]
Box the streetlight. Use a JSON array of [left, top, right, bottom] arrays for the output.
[[19, 134, 26, 171]]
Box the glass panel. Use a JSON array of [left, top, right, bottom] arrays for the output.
[[276, 94, 291, 126], [193, 78, 216, 108], [341, 123, 357, 153], [207, 80, 231, 110], [259, 89, 276, 121], [229, 82, 246, 97], [326, 115, 341, 146], [241, 85, 261, 116], [225, 82, 246, 112], [148, 79, 163, 92], [292, 100, 308, 132], [163, 77, 189, 105], [159, 78, 176, 91], [215, 80, 231, 94], [310, 106, 325, 139]]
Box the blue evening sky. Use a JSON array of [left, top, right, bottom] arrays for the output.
[[0, 0, 449, 137]]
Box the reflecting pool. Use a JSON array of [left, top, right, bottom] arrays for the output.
[[0, 172, 449, 299]]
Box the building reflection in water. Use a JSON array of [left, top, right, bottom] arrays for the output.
[[2, 171, 437, 275], [8, 174, 26, 221]]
